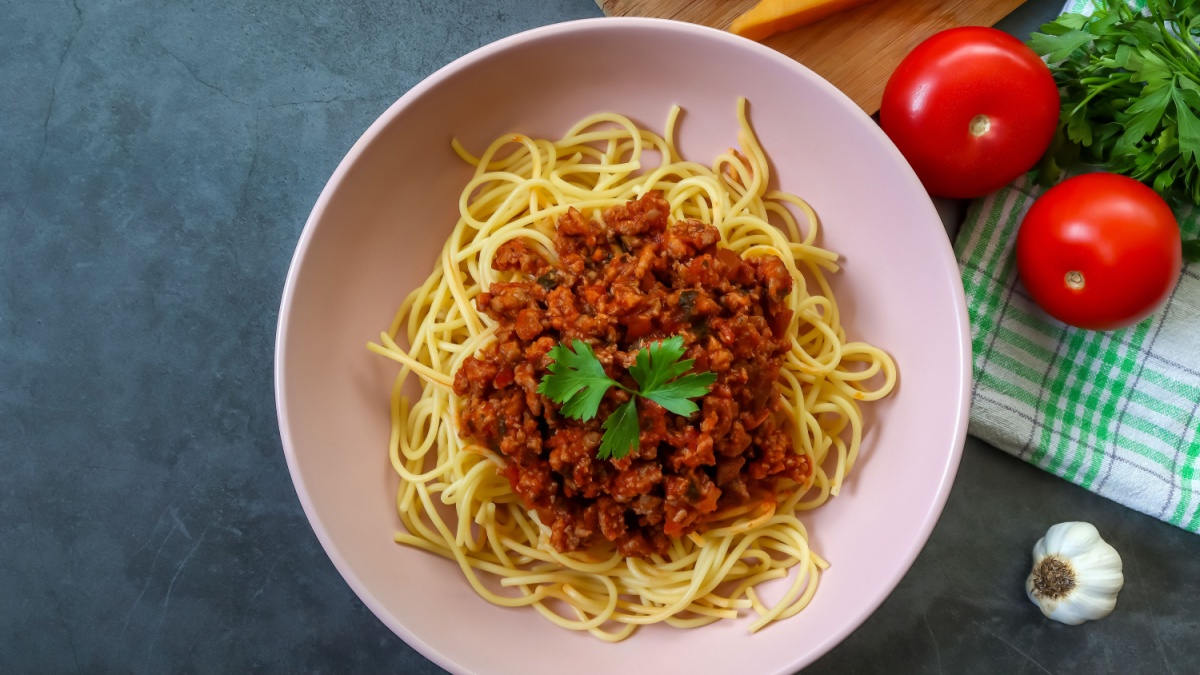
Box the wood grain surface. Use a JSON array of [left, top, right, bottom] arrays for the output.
[[597, 0, 1027, 112]]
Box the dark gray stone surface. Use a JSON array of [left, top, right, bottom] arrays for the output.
[[3, 0, 1194, 672]]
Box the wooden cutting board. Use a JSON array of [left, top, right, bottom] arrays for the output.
[[597, 0, 1027, 113]]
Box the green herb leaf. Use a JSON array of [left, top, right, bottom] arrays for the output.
[[1178, 78, 1200, 98], [1183, 238, 1200, 263], [1030, 29, 1094, 62], [1053, 12, 1091, 31], [628, 335, 693, 393], [539, 335, 716, 461], [642, 372, 718, 417], [597, 399, 640, 460], [1115, 83, 1172, 155], [1173, 88, 1200, 163], [1124, 47, 1173, 85], [537, 340, 619, 421]]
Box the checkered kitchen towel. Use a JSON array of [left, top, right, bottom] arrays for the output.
[[957, 167, 1200, 532], [1062, 0, 1144, 13], [1065, 0, 1147, 12]]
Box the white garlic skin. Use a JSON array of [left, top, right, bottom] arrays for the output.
[[1026, 522, 1124, 625]]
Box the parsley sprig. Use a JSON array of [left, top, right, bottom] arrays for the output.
[[537, 336, 716, 460], [1030, 0, 1200, 261]]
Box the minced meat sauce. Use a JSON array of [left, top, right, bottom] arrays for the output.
[[452, 193, 810, 558]]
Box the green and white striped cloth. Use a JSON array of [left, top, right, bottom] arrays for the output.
[[954, 0, 1195, 534], [958, 174, 1200, 534], [1063, 0, 1144, 13]]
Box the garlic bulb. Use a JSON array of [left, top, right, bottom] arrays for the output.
[[1026, 522, 1124, 625]]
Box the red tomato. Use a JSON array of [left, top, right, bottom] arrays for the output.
[[1016, 173, 1182, 331], [880, 26, 1060, 199]]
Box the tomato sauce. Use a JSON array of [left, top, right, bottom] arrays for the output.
[[452, 193, 809, 558]]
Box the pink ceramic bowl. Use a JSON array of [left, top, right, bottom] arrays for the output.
[[276, 17, 969, 675]]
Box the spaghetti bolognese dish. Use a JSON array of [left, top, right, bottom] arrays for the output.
[[367, 98, 896, 641]]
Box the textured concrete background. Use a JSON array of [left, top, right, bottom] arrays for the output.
[[3, 0, 1197, 672]]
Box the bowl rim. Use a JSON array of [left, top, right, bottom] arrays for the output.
[[275, 15, 971, 675]]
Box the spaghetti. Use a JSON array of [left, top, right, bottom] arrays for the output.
[[368, 98, 896, 640]]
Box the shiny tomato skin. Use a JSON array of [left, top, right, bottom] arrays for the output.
[[881, 26, 1060, 199], [1016, 173, 1182, 331]]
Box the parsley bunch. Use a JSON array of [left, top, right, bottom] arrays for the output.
[[1030, 0, 1200, 260], [537, 336, 716, 461]]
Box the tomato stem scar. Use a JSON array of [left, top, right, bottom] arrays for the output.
[[969, 114, 991, 137], [1065, 270, 1085, 290]]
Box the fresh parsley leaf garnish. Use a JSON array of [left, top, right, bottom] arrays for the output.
[[536, 340, 620, 421], [641, 375, 717, 417], [538, 335, 715, 461], [630, 336, 717, 417], [598, 399, 640, 460], [628, 335, 694, 392], [1029, 0, 1200, 260]]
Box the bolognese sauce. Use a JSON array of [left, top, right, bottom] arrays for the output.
[[452, 193, 810, 558]]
